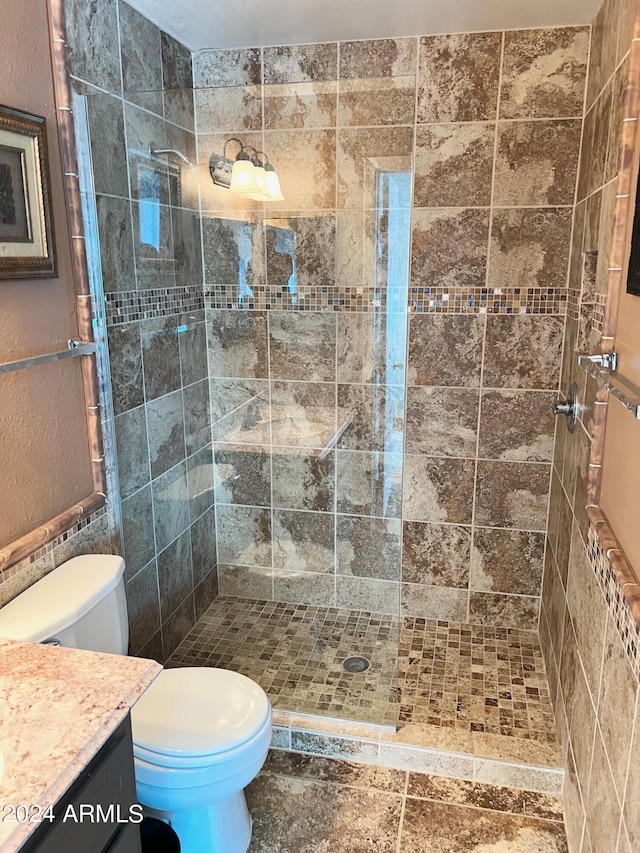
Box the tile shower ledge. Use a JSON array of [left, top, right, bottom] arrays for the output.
[[215, 402, 353, 454], [271, 709, 564, 796], [0, 639, 161, 851]]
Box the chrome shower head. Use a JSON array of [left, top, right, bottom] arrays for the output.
[[149, 145, 192, 167]]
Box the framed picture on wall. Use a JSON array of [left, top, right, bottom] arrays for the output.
[[0, 104, 56, 279], [627, 166, 640, 296]]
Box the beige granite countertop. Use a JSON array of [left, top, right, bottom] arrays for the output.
[[0, 639, 161, 851]]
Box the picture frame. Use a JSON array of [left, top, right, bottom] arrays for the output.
[[627, 165, 640, 296], [0, 104, 56, 279]]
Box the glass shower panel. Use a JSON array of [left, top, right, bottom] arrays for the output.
[[77, 72, 414, 728], [75, 87, 215, 663], [205, 114, 413, 725]]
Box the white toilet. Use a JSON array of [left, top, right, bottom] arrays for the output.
[[0, 554, 272, 853]]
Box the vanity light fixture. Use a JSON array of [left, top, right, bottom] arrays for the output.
[[209, 137, 284, 202]]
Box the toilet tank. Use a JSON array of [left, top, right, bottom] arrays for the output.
[[0, 554, 129, 655]]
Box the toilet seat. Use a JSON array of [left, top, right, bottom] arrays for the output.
[[131, 667, 271, 760], [133, 714, 273, 770]]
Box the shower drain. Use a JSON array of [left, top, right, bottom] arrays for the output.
[[342, 656, 370, 673]]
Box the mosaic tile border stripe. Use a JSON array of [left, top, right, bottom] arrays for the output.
[[105, 286, 205, 325], [204, 286, 569, 314], [593, 292, 606, 333], [104, 286, 569, 319], [204, 284, 388, 312], [567, 288, 581, 321], [587, 522, 640, 683], [0, 506, 109, 585], [409, 287, 568, 315]]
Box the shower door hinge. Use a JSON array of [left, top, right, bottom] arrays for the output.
[[578, 352, 619, 372]]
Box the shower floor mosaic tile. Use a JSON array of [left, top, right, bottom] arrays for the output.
[[165, 596, 556, 744], [398, 616, 556, 742], [166, 596, 399, 726]]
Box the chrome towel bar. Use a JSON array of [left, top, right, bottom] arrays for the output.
[[0, 339, 97, 376]]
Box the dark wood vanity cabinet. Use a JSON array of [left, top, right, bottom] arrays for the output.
[[22, 716, 142, 853]]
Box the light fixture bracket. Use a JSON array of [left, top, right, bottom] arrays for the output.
[[209, 154, 234, 189]]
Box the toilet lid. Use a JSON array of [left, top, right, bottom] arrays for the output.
[[131, 668, 271, 757]]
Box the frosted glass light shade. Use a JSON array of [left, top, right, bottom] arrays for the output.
[[229, 159, 258, 194], [252, 165, 270, 200], [265, 169, 284, 201]]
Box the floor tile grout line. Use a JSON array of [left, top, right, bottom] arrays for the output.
[[256, 754, 566, 815], [249, 758, 568, 850], [396, 769, 410, 853]]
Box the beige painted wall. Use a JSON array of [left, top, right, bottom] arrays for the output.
[[0, 0, 77, 358], [600, 73, 640, 576], [615, 284, 640, 386], [600, 396, 640, 574], [0, 0, 94, 549], [615, 131, 640, 388], [601, 292, 640, 579]]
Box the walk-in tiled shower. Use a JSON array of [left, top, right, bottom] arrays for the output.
[[0, 1, 631, 848], [67, 0, 585, 737]]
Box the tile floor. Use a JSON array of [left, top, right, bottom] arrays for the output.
[[246, 751, 568, 852], [166, 596, 556, 746], [167, 596, 399, 724], [399, 615, 556, 742]]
